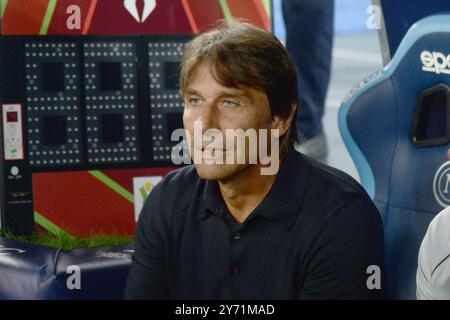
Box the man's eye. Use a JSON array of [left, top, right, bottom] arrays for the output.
[[222, 100, 238, 108], [189, 98, 202, 106]]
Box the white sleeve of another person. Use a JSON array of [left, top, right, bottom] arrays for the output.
[[417, 206, 450, 300]]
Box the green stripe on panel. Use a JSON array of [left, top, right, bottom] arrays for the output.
[[40, 0, 58, 35], [88, 170, 134, 204], [1, 0, 8, 20], [34, 211, 73, 237], [218, 0, 233, 24]]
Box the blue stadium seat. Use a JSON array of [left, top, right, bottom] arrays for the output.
[[339, 14, 450, 299], [0, 238, 132, 299]]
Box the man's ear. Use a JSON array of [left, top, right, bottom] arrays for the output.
[[271, 102, 297, 136]]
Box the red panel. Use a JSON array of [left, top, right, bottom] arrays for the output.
[[88, 0, 192, 35], [251, 0, 271, 31], [1, 0, 271, 35], [226, 0, 269, 31], [2, 0, 49, 35], [101, 167, 176, 193], [47, 0, 92, 35], [33, 171, 135, 237], [183, 0, 225, 33]]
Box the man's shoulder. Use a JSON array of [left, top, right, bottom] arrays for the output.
[[304, 154, 370, 200], [139, 165, 202, 225], [159, 165, 201, 190], [299, 153, 378, 221], [295, 155, 384, 259], [152, 165, 205, 204]]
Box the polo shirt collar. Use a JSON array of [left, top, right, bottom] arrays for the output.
[[199, 147, 311, 230]]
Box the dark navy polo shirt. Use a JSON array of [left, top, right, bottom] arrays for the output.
[[124, 147, 386, 299]]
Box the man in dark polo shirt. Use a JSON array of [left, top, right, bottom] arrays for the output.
[[124, 21, 386, 299]]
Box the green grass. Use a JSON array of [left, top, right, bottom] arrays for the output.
[[2, 230, 134, 251]]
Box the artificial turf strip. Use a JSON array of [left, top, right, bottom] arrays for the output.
[[2, 230, 134, 251]]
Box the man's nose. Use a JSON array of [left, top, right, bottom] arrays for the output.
[[199, 103, 218, 131]]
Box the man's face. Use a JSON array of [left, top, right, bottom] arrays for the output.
[[182, 61, 279, 180]]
